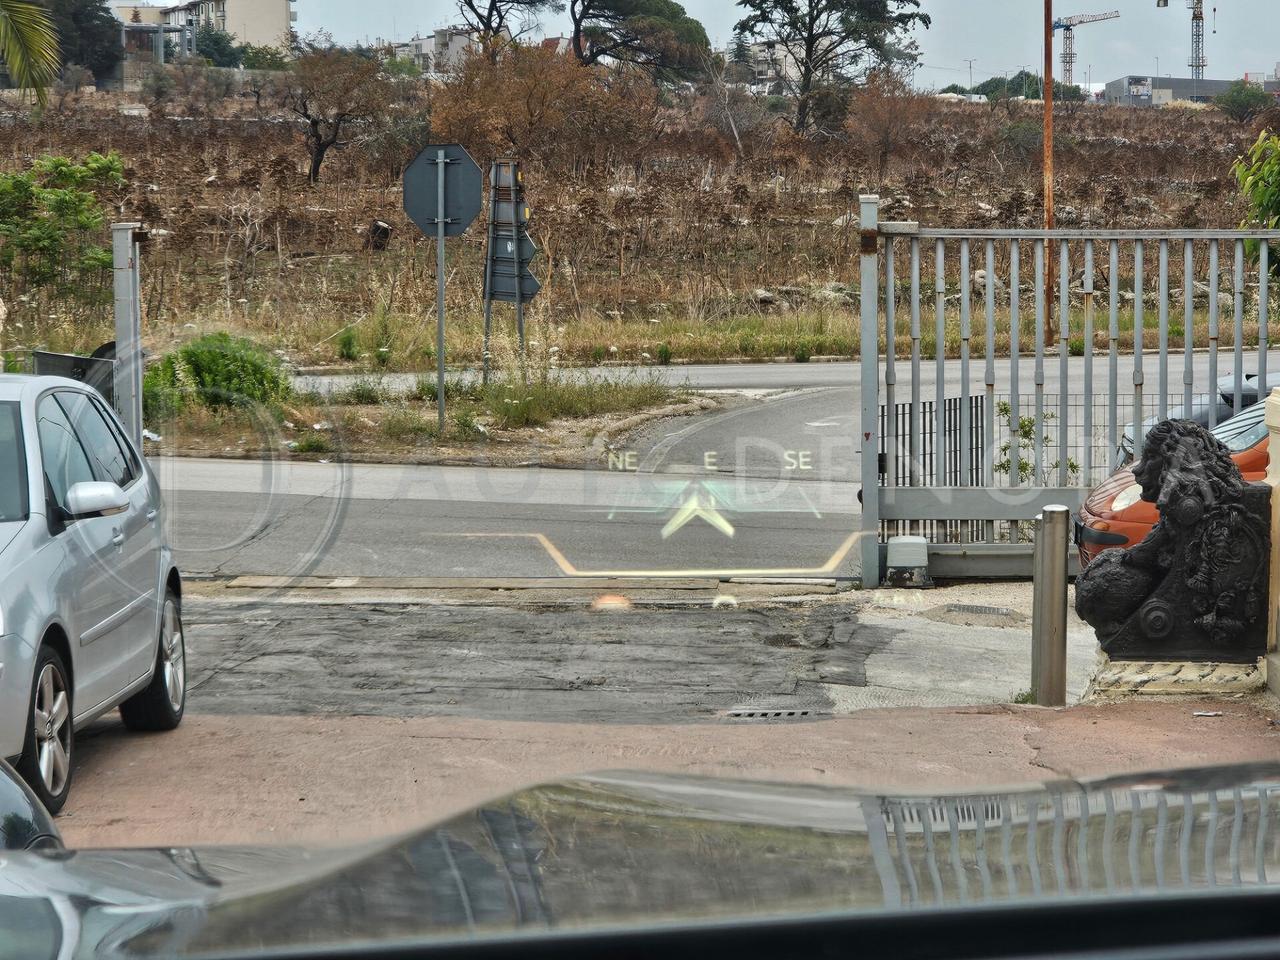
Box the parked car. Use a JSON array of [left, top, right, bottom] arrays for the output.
[[1077, 401, 1270, 566], [1117, 371, 1280, 463], [0, 375, 184, 814]]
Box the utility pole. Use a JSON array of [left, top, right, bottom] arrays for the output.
[[964, 57, 977, 91], [1043, 0, 1056, 344], [1018, 64, 1032, 98]]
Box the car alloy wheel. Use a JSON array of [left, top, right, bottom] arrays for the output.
[[32, 663, 71, 798], [161, 598, 185, 712]]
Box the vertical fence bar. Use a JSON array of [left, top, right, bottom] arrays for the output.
[[910, 239, 922, 498], [1235, 239, 1245, 412], [1058, 240, 1069, 486], [1083, 240, 1094, 483], [984, 239, 996, 542], [858, 195, 881, 587], [1109, 241, 1120, 467], [936, 239, 946, 487], [1260, 242, 1270, 397], [885, 238, 898, 505], [1010, 240, 1022, 493], [1184, 240, 1194, 415], [1158, 239, 1169, 421], [1133, 239, 1145, 454], [1034, 240, 1046, 482], [1209, 240, 1220, 428], [960, 240, 972, 498]]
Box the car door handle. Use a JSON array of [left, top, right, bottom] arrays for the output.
[[111, 529, 125, 547], [145, 510, 158, 523]]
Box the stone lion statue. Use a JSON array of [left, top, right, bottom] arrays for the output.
[[1074, 419, 1269, 662]]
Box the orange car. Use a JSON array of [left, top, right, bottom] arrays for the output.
[[1075, 403, 1269, 566]]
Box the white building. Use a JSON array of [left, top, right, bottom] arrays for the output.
[[390, 26, 493, 74], [161, 0, 297, 49], [721, 40, 803, 90]]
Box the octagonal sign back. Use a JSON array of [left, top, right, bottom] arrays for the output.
[[404, 144, 482, 238]]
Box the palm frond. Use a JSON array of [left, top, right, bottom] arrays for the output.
[[0, 0, 61, 104]]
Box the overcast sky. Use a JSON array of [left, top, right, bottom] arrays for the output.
[[296, 0, 1277, 88]]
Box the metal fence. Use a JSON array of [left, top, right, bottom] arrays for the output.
[[857, 194, 1280, 585]]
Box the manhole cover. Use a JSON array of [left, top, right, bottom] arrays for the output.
[[922, 603, 1027, 627], [945, 604, 1018, 617]]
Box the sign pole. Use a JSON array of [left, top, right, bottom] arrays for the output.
[[435, 148, 448, 433]]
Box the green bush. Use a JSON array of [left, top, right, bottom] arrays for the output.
[[411, 376, 482, 404], [147, 333, 292, 410], [0, 152, 124, 305], [336, 326, 359, 361], [1234, 130, 1280, 276], [656, 342, 673, 365], [334, 376, 388, 405], [1215, 80, 1274, 123], [293, 433, 331, 453], [452, 407, 485, 441]]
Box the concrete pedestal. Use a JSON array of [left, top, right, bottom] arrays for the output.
[[1086, 651, 1267, 701]]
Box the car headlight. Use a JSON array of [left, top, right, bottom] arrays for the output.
[[1111, 483, 1144, 512]]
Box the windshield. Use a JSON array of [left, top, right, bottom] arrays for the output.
[[8, 4, 1280, 954], [1212, 404, 1268, 452], [0, 401, 28, 522]]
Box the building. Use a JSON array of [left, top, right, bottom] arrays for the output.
[[1104, 73, 1280, 106], [390, 26, 496, 74], [160, 0, 297, 49], [540, 36, 572, 56]]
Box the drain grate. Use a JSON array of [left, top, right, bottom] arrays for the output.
[[724, 708, 814, 721], [944, 603, 1018, 617]]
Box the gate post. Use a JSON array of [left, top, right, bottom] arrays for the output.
[[1265, 388, 1280, 696], [859, 195, 881, 587], [112, 222, 144, 447]]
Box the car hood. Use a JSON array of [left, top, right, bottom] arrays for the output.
[[5, 764, 1280, 958]]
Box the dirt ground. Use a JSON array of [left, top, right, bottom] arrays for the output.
[[61, 699, 1280, 850]]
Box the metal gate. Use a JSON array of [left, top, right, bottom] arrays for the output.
[[857, 195, 1280, 586]]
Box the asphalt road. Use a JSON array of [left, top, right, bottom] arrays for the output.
[[158, 457, 861, 579], [168, 355, 1268, 579]]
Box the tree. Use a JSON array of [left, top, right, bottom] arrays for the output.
[[938, 82, 967, 95], [455, 0, 563, 54], [734, 0, 929, 133], [847, 67, 934, 183], [1232, 130, 1280, 277], [731, 27, 749, 63], [381, 55, 421, 78], [1216, 80, 1275, 124], [569, 0, 709, 78], [240, 43, 287, 71], [277, 50, 392, 183], [194, 23, 242, 68], [39, 0, 121, 83], [0, 0, 59, 101]]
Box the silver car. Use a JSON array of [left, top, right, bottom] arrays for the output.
[[0, 375, 184, 813]]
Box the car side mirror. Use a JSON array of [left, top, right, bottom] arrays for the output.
[[65, 481, 129, 519]]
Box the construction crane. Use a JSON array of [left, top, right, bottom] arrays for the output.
[[1052, 10, 1120, 86], [1157, 0, 1216, 82]]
